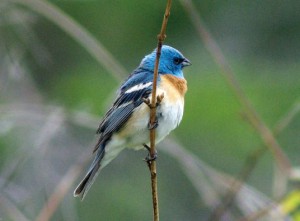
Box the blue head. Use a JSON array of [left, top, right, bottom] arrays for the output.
[[140, 45, 191, 78]]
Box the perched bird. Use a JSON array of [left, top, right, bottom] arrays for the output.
[[74, 45, 191, 199]]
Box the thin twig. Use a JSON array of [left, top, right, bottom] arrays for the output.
[[207, 101, 300, 220], [161, 137, 286, 220], [208, 147, 266, 220], [2, 2, 127, 219], [179, 0, 291, 174], [0, 107, 64, 191], [237, 202, 279, 221], [147, 1, 172, 220], [12, 0, 127, 81], [35, 152, 90, 221], [178, 0, 294, 219], [273, 101, 300, 135], [0, 196, 30, 221]]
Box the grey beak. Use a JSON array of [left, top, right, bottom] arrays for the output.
[[182, 58, 191, 67]]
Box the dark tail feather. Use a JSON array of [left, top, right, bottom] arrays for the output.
[[74, 146, 105, 200]]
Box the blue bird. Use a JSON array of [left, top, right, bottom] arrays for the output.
[[74, 45, 191, 199]]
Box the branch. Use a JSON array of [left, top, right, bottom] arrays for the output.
[[147, 1, 172, 220], [0, 196, 30, 221], [12, 0, 127, 81], [35, 152, 89, 221], [207, 100, 300, 220], [179, 0, 291, 178]]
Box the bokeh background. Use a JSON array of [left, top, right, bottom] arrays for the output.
[[1, 0, 300, 220]]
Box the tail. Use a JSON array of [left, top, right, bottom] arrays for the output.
[[73, 146, 105, 200]]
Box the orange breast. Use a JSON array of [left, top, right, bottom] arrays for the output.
[[159, 74, 187, 103]]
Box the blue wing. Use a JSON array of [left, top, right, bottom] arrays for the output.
[[94, 68, 157, 152], [75, 69, 158, 199]]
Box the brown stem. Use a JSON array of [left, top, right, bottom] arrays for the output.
[[148, 1, 172, 221], [208, 101, 300, 220], [179, 0, 291, 175]]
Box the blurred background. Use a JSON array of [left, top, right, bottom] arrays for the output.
[[1, 0, 300, 220]]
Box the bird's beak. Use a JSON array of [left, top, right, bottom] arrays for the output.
[[182, 58, 191, 67]]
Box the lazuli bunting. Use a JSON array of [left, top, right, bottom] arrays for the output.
[[74, 45, 191, 199]]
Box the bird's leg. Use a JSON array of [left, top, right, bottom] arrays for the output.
[[142, 98, 158, 129], [143, 144, 157, 163], [143, 92, 164, 109], [143, 93, 164, 130]]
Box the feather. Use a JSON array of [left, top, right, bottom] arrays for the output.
[[74, 45, 190, 200], [73, 144, 106, 200], [93, 70, 154, 152]]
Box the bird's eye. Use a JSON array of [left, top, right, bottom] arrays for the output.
[[173, 57, 184, 65]]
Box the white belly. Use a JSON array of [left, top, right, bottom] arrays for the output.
[[101, 74, 187, 168], [155, 94, 184, 143], [101, 96, 184, 166], [116, 88, 184, 150]]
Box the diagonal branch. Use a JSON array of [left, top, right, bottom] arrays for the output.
[[0, 196, 30, 221], [12, 0, 127, 81], [179, 0, 291, 176], [35, 151, 90, 221], [207, 100, 300, 220]]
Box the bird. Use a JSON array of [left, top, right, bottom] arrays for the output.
[[74, 45, 191, 200]]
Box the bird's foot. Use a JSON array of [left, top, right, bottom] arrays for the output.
[[148, 121, 158, 130], [143, 98, 151, 107], [142, 93, 164, 109], [143, 144, 157, 162], [156, 93, 164, 106]]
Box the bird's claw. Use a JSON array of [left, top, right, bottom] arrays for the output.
[[143, 144, 157, 163], [144, 153, 157, 162], [148, 121, 158, 130], [156, 93, 164, 106], [143, 98, 151, 107], [143, 93, 164, 109]]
